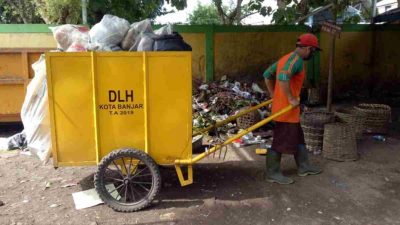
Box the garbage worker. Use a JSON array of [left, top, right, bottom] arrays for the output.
[[262, 33, 322, 184]]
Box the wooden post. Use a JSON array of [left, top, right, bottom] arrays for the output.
[[326, 0, 338, 112]]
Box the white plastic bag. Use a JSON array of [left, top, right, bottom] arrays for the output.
[[49, 25, 89, 51], [137, 33, 157, 51], [154, 24, 173, 36], [122, 19, 153, 51], [89, 14, 130, 51], [20, 55, 52, 162]]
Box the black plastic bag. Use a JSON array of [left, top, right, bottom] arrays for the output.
[[153, 32, 192, 51]]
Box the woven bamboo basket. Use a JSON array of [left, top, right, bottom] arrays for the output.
[[335, 108, 366, 139], [236, 107, 261, 129], [301, 111, 335, 152], [323, 123, 358, 161], [354, 104, 391, 134]]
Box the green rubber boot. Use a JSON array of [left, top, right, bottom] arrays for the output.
[[266, 150, 294, 184], [295, 145, 322, 177]]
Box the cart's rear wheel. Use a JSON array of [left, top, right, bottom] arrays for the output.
[[94, 148, 161, 212]]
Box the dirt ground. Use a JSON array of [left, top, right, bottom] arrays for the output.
[[1, 125, 400, 225]]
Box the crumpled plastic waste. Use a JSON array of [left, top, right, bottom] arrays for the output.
[[193, 76, 270, 136], [89, 14, 130, 51], [49, 25, 90, 51]]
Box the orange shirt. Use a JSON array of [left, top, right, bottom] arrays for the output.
[[269, 52, 305, 123]]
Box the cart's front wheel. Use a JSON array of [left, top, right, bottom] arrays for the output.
[[94, 148, 161, 212]]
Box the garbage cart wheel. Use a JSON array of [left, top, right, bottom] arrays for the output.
[[94, 148, 161, 212]]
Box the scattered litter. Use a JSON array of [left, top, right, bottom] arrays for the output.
[[252, 83, 265, 94], [192, 77, 270, 141], [318, 211, 323, 214], [384, 177, 390, 182], [61, 183, 78, 188], [49, 204, 59, 208], [372, 135, 386, 142], [20, 151, 32, 156], [334, 216, 342, 220], [7, 132, 27, 150], [160, 212, 176, 220], [286, 207, 291, 211], [44, 181, 51, 190], [22, 199, 29, 203], [331, 178, 347, 190], [272, 218, 275, 221], [20, 180, 28, 184], [72, 188, 103, 210]]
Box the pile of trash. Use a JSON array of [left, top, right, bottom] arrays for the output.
[[192, 75, 271, 135], [50, 14, 191, 52]]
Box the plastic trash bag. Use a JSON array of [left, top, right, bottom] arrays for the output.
[[20, 55, 52, 162], [153, 32, 192, 51], [89, 14, 130, 51], [154, 24, 173, 36], [137, 33, 158, 51], [7, 132, 27, 150], [122, 19, 153, 51], [49, 25, 89, 51]]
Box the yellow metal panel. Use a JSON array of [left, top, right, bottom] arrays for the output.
[[0, 53, 23, 78], [0, 83, 25, 115], [47, 53, 96, 165], [47, 52, 192, 167], [147, 52, 192, 164], [95, 53, 146, 159]]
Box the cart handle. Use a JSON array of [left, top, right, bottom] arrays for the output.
[[177, 104, 295, 165], [192, 99, 273, 137]]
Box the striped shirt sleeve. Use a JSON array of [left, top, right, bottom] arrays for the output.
[[278, 53, 303, 81], [263, 62, 277, 79]]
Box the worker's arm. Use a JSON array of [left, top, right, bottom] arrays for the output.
[[277, 54, 303, 106], [263, 62, 277, 98]]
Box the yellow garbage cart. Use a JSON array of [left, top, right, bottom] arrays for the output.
[[46, 52, 293, 212]]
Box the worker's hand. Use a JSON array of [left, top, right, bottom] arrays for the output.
[[288, 97, 300, 107]]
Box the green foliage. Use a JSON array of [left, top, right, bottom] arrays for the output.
[[272, 0, 367, 25], [87, 0, 168, 24], [188, 3, 221, 25], [33, 0, 81, 24], [211, 0, 271, 25], [0, 0, 188, 25], [0, 0, 43, 23], [271, 6, 299, 25]]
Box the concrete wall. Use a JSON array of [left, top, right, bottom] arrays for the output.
[[181, 33, 205, 80], [214, 32, 303, 81]]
